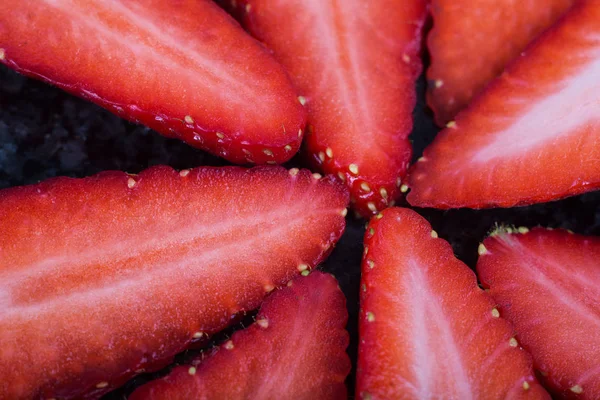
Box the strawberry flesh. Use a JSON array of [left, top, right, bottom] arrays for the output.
[[408, 0, 600, 209], [357, 207, 549, 399], [427, 0, 574, 125], [130, 271, 350, 400], [0, 166, 348, 399], [224, 0, 427, 217], [0, 0, 306, 164], [477, 227, 600, 399]]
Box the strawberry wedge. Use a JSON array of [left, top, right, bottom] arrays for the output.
[[223, 0, 427, 217], [0, 0, 305, 164], [357, 208, 549, 399], [130, 271, 350, 400], [0, 166, 347, 400], [477, 228, 600, 399], [427, 0, 574, 125], [408, 0, 600, 209]]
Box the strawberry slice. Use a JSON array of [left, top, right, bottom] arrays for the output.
[[408, 0, 600, 209], [0, 166, 348, 400], [0, 0, 305, 165], [477, 227, 600, 399], [222, 0, 427, 217], [427, 0, 574, 125], [357, 207, 549, 399], [130, 271, 350, 400]]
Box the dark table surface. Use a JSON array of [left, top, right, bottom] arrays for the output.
[[1, 63, 599, 399]]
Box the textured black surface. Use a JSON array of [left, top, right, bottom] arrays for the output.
[[1, 61, 599, 400]]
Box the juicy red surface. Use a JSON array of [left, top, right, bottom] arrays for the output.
[[477, 228, 600, 399], [408, 0, 600, 209], [130, 271, 350, 400], [224, 0, 427, 217], [0, 0, 306, 164], [357, 208, 549, 399], [427, 0, 574, 126], [0, 166, 348, 399]]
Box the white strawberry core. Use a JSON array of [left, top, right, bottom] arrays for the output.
[[473, 55, 600, 162]]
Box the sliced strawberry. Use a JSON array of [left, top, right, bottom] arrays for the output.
[[0, 166, 348, 399], [427, 0, 574, 125], [0, 0, 305, 164], [130, 271, 350, 400], [357, 208, 549, 399], [222, 0, 427, 217], [408, 0, 600, 209], [477, 227, 600, 399]]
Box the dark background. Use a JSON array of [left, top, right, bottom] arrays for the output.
[[1, 57, 599, 399]]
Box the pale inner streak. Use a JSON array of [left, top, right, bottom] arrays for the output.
[[407, 261, 473, 399], [41, 0, 267, 106], [473, 55, 600, 163]]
